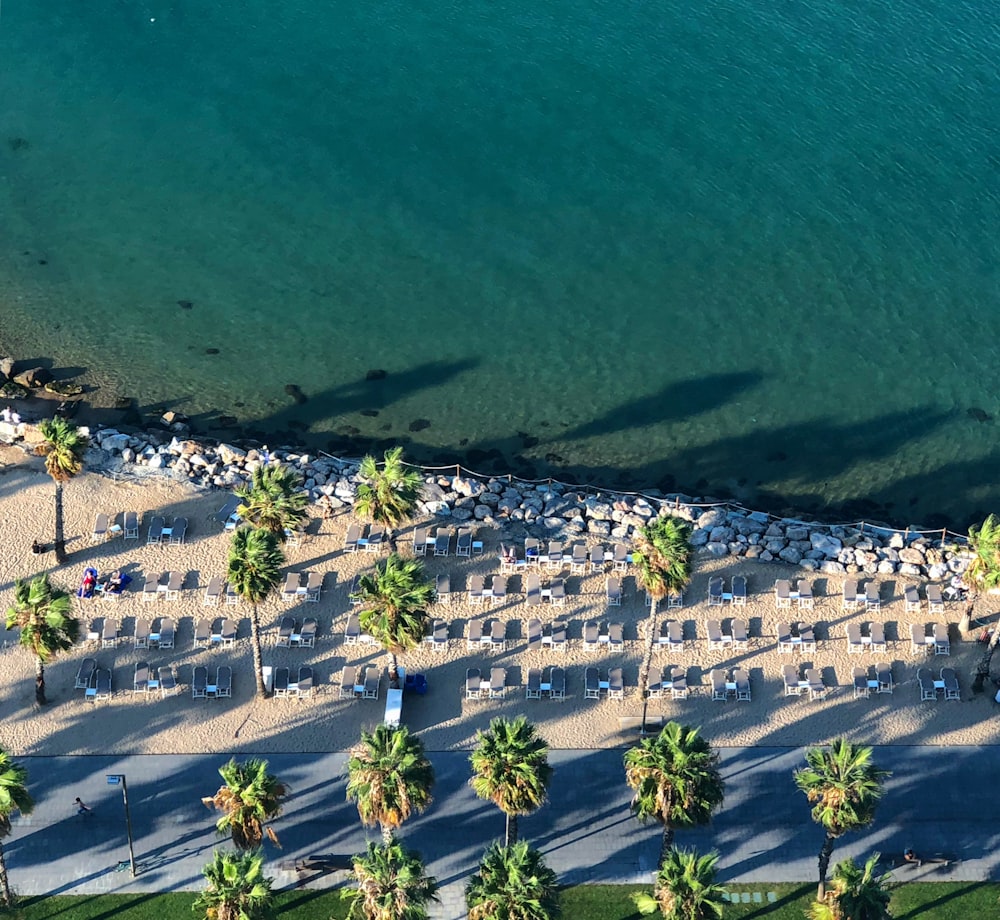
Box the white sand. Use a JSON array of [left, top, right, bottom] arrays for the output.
[[1, 447, 998, 756]]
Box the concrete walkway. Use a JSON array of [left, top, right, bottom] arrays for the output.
[[6, 747, 1000, 918]]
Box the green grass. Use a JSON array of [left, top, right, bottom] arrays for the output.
[[3, 882, 997, 919]]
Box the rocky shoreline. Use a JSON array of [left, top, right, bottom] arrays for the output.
[[0, 417, 971, 584]]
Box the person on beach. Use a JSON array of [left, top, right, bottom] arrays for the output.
[[31, 539, 43, 555], [903, 848, 921, 866], [75, 797, 92, 816]]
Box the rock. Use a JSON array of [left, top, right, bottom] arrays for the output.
[[778, 546, 803, 565], [799, 559, 820, 571], [820, 561, 847, 575], [709, 526, 734, 544], [727, 542, 746, 556], [889, 532, 906, 549], [44, 380, 84, 397], [926, 563, 949, 581], [0, 381, 28, 399], [785, 525, 810, 542], [587, 520, 612, 536], [542, 516, 565, 530], [697, 509, 727, 530], [704, 542, 728, 557], [148, 454, 165, 469], [690, 528, 710, 547], [365, 369, 387, 381], [732, 517, 767, 536], [99, 433, 130, 454], [898, 547, 926, 565], [877, 560, 896, 574], [758, 550, 774, 562], [898, 563, 923, 577], [810, 532, 843, 556], [0, 356, 13, 379], [218, 442, 247, 465], [284, 384, 308, 404], [450, 508, 473, 522], [13, 366, 51, 388], [745, 545, 763, 559], [584, 499, 614, 520], [473, 504, 491, 520], [121, 447, 135, 463]]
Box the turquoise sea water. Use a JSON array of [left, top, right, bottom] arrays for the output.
[[0, 1, 999, 527]]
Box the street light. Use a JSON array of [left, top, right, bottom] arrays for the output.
[[106, 774, 137, 877]]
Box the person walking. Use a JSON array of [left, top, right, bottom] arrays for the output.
[[75, 797, 92, 816]]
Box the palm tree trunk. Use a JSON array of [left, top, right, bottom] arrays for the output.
[[381, 824, 394, 845], [388, 652, 399, 686], [35, 656, 46, 705], [53, 481, 66, 563], [658, 824, 675, 867], [817, 832, 836, 900], [250, 606, 266, 697], [972, 625, 1000, 694], [505, 812, 518, 847], [0, 840, 12, 907], [638, 593, 658, 733]]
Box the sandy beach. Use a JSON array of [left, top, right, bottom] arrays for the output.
[[0, 445, 998, 758]]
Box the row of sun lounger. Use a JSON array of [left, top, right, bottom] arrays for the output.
[[708, 576, 748, 606], [281, 571, 323, 602], [191, 665, 233, 699], [275, 616, 318, 647], [343, 523, 385, 554], [339, 664, 381, 699], [413, 526, 484, 558], [466, 667, 509, 699], [917, 667, 960, 701], [91, 511, 140, 543], [272, 666, 314, 699]]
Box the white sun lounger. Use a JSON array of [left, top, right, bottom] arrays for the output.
[[708, 577, 724, 606], [526, 668, 542, 700], [436, 573, 451, 605], [158, 665, 178, 697], [869, 621, 886, 653], [876, 662, 893, 694], [123, 511, 139, 540], [466, 618, 483, 649], [466, 668, 482, 699], [933, 622, 950, 655], [489, 619, 506, 650], [583, 621, 599, 652], [194, 619, 211, 648], [847, 623, 865, 654], [432, 618, 448, 651], [527, 617, 542, 652], [132, 661, 150, 694], [732, 618, 748, 650], [344, 612, 361, 645], [101, 618, 119, 648], [612, 544, 629, 571], [865, 581, 880, 610], [731, 575, 747, 606], [216, 666, 232, 698], [456, 527, 472, 557], [468, 574, 485, 605], [156, 617, 175, 649], [93, 669, 112, 702], [805, 668, 826, 700], [344, 523, 361, 553], [490, 575, 507, 606], [549, 577, 566, 607], [341, 666, 358, 699], [277, 616, 295, 647], [584, 666, 599, 700], [306, 572, 323, 602], [165, 571, 183, 601], [796, 579, 813, 609], [75, 657, 97, 689], [927, 584, 945, 612], [843, 579, 860, 610], [734, 669, 751, 702], [548, 666, 566, 700], [551, 619, 567, 652], [545, 542, 563, 571], [282, 573, 302, 600], [299, 618, 317, 648], [911, 623, 929, 654], [412, 527, 427, 556], [774, 580, 791, 609], [170, 517, 188, 544], [364, 666, 380, 699], [220, 618, 236, 647], [570, 543, 588, 573], [607, 667, 624, 700], [134, 618, 150, 649], [589, 545, 605, 573], [941, 666, 959, 700], [91, 513, 110, 543], [272, 667, 289, 699], [606, 577, 622, 607], [670, 667, 689, 700], [192, 666, 208, 699], [294, 666, 312, 699], [204, 576, 223, 606], [365, 527, 384, 553], [777, 622, 794, 653], [853, 666, 869, 698], [783, 664, 803, 696], [904, 585, 921, 612], [146, 515, 164, 545], [707, 619, 725, 650], [711, 669, 728, 701], [917, 667, 936, 701]]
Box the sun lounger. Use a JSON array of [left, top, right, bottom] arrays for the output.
[[732, 618, 748, 650], [927, 584, 944, 612], [708, 577, 724, 606], [429, 618, 447, 651], [170, 517, 188, 545], [589, 545, 605, 573], [933, 622, 950, 655], [215, 666, 232, 698], [466, 619, 483, 649], [551, 619, 567, 652], [220, 618, 237, 647], [225, 582, 240, 605], [526, 668, 542, 699], [341, 666, 358, 699], [904, 585, 921, 612], [147, 515, 165, 544], [648, 666, 669, 699], [527, 617, 542, 652], [456, 527, 472, 557], [797, 623, 816, 653], [670, 667, 689, 700], [570, 543, 587, 573], [194, 619, 211, 647], [466, 668, 482, 699], [783, 664, 803, 696], [488, 667, 506, 699], [299, 618, 317, 648], [124, 511, 139, 540], [707, 619, 725, 650], [142, 573, 161, 603], [409, 526, 427, 556], [842, 579, 859, 610], [277, 616, 295, 648], [435, 530, 451, 556], [93, 669, 112, 702], [204, 576, 223, 606], [606, 577, 622, 607], [490, 575, 507, 606], [159, 665, 178, 697], [192, 666, 208, 699], [524, 538, 540, 568], [92, 513, 110, 543], [273, 667, 290, 699], [133, 618, 150, 649], [667, 591, 684, 608], [545, 542, 563, 571], [75, 657, 97, 689], [608, 623, 624, 648], [282, 572, 302, 600], [941, 667, 959, 700], [853, 666, 869, 698], [774, 580, 791, 609], [731, 575, 747, 606], [348, 573, 363, 606], [613, 543, 629, 571], [306, 572, 323, 602], [777, 622, 794, 653], [847, 623, 865, 654], [869, 622, 886, 653], [805, 668, 826, 700], [661, 620, 683, 652], [584, 666, 600, 699], [344, 612, 361, 645], [101, 618, 119, 648], [583, 621, 599, 652], [215, 496, 240, 527], [876, 662, 893, 694], [711, 669, 728, 701], [295, 666, 312, 699], [344, 523, 361, 553], [489, 619, 506, 650], [366, 527, 384, 553], [917, 667, 936, 701], [468, 574, 485, 605], [608, 667, 624, 700], [435, 573, 451, 606], [165, 571, 183, 601], [549, 577, 566, 606], [157, 617, 175, 649], [910, 623, 928, 654], [548, 666, 566, 700], [865, 581, 880, 610], [796, 580, 813, 609], [734, 669, 751, 702]]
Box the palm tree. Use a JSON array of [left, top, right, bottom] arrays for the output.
[[353, 553, 435, 684], [623, 722, 724, 865], [347, 724, 434, 843], [193, 849, 274, 920], [794, 739, 890, 900], [807, 854, 894, 920], [632, 516, 693, 613], [0, 748, 34, 906], [235, 463, 308, 543], [466, 841, 559, 920], [345, 840, 439, 920], [35, 417, 88, 563], [962, 515, 1000, 690], [5, 573, 79, 704], [633, 848, 727, 920], [355, 447, 423, 549], [201, 758, 288, 850], [226, 528, 283, 696], [470, 715, 553, 846]]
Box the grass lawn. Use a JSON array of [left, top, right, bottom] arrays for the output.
[[3, 882, 997, 919]]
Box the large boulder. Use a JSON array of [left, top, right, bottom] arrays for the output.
[[13, 366, 51, 388], [778, 546, 803, 565], [811, 532, 843, 557]]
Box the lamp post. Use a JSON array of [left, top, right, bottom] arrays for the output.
[[106, 774, 137, 877]]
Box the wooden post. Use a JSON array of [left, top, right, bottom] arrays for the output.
[[860, 521, 865, 536]]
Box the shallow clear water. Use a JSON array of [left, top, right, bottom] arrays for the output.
[[1, 1, 999, 527]]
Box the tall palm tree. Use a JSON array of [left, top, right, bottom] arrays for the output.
[[226, 528, 283, 696], [0, 748, 34, 906], [353, 553, 435, 684], [794, 739, 890, 900], [623, 722, 724, 865], [5, 573, 79, 704], [807, 854, 894, 920], [347, 724, 435, 843], [466, 841, 559, 920], [201, 758, 288, 850], [470, 715, 553, 846], [193, 849, 274, 920], [345, 839, 439, 920], [35, 417, 88, 563], [632, 516, 693, 613], [235, 463, 308, 542], [633, 848, 728, 920], [355, 446, 423, 549], [963, 514, 1000, 690]]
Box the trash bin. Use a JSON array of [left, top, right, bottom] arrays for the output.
[[262, 666, 274, 693]]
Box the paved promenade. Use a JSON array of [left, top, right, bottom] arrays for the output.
[[6, 747, 999, 918]]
